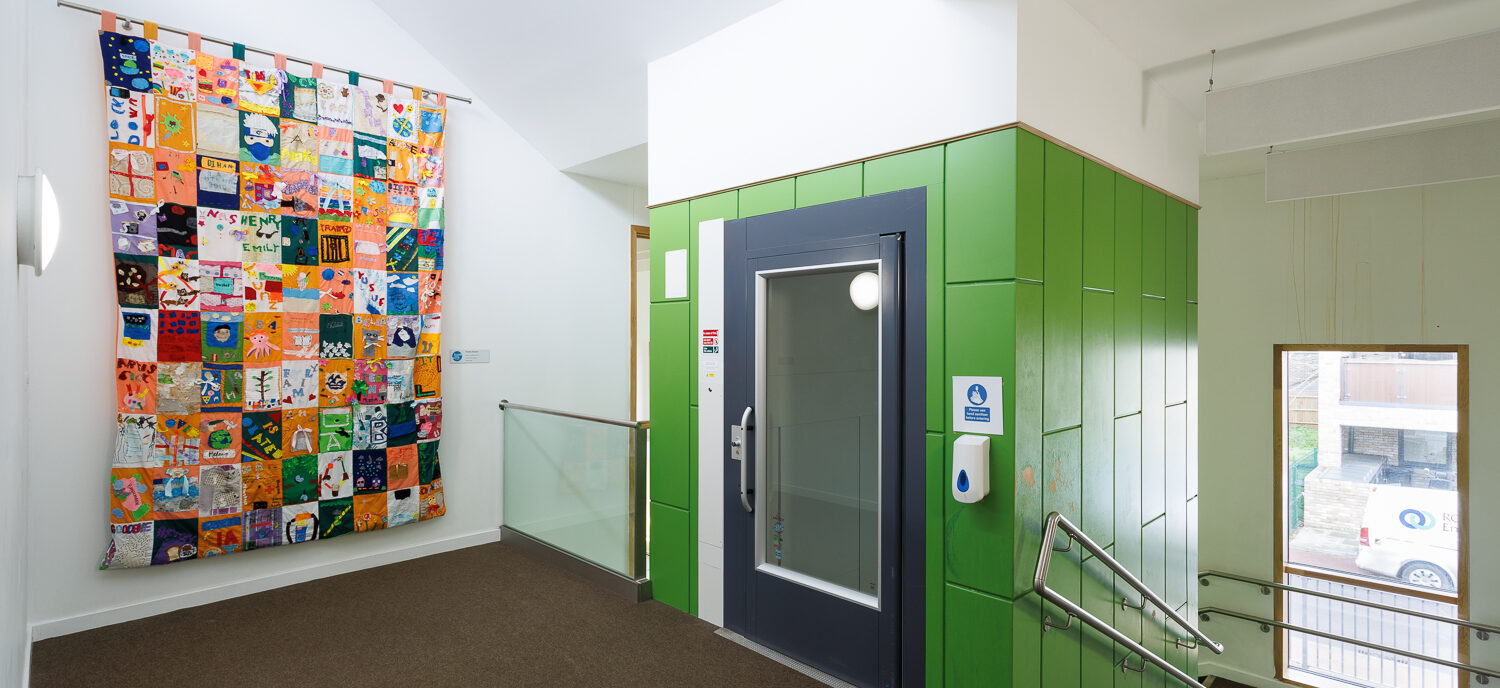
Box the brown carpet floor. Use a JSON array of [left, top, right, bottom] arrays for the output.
[[30, 542, 826, 687]]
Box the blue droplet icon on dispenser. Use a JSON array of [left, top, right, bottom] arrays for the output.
[[957, 469, 969, 493]]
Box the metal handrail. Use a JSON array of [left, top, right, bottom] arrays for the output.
[[497, 400, 646, 429], [1199, 570, 1497, 640], [1199, 606, 1500, 684], [1035, 512, 1223, 688]]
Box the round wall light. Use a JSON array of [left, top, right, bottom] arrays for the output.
[[848, 271, 879, 311], [16, 170, 60, 277]]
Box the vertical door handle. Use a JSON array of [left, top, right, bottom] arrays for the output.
[[734, 406, 754, 513]]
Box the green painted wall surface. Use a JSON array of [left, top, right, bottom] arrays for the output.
[[645, 127, 1200, 688]]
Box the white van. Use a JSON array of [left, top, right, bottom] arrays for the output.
[[1354, 484, 1459, 591]]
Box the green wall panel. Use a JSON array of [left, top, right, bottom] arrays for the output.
[[650, 202, 689, 303], [1141, 516, 1167, 688], [1012, 281, 1044, 597], [1165, 201, 1187, 405], [865, 146, 945, 195], [927, 433, 945, 688], [1186, 209, 1198, 303], [944, 282, 1016, 596], [1013, 592, 1043, 688], [1113, 178, 1142, 416], [1187, 305, 1198, 499], [1112, 413, 1143, 683], [649, 301, 691, 509], [650, 502, 691, 612], [946, 130, 1022, 283], [1081, 291, 1115, 547], [1042, 428, 1082, 535], [1080, 552, 1118, 688], [1164, 403, 1187, 611], [1041, 541, 1082, 688], [1015, 130, 1044, 282], [688, 405, 699, 615], [739, 179, 795, 217], [795, 164, 863, 208], [1140, 298, 1165, 525], [1082, 161, 1115, 291], [1043, 142, 1083, 433], [1141, 190, 1165, 298], [946, 585, 1013, 688], [688, 192, 739, 408]]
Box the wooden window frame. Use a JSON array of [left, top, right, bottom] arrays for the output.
[[1273, 344, 1470, 687]]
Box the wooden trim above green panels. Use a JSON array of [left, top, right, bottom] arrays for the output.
[[648, 121, 1203, 212]]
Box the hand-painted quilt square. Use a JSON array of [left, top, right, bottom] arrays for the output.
[[101, 32, 152, 92], [110, 199, 158, 256], [154, 148, 196, 205], [107, 87, 155, 147], [195, 53, 239, 108], [150, 43, 196, 102], [279, 119, 319, 172], [238, 66, 283, 116], [100, 31, 446, 569], [281, 74, 318, 124], [157, 98, 195, 152]]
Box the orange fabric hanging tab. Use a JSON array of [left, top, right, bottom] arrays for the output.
[[412, 85, 422, 100], [274, 53, 287, 70], [187, 32, 201, 51], [311, 62, 324, 78], [99, 10, 116, 32], [382, 79, 394, 94], [143, 21, 158, 40]]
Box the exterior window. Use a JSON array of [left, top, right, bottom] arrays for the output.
[[1277, 346, 1467, 688]]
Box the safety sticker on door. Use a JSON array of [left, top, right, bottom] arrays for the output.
[[952, 375, 1004, 434]]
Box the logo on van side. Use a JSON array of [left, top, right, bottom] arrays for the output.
[[1399, 509, 1436, 530]]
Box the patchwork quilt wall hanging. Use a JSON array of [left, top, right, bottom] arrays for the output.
[[100, 20, 448, 568]]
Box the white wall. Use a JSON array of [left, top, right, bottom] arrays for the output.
[[1016, 0, 1201, 204], [1197, 172, 1500, 685], [647, 0, 1020, 206], [1, 0, 32, 683], [24, 0, 639, 640]]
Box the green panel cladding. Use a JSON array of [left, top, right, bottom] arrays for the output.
[[644, 128, 1198, 687], [795, 164, 863, 208], [1043, 142, 1083, 434], [649, 203, 689, 303]]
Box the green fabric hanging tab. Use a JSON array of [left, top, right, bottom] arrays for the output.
[[348, 70, 360, 85], [232, 43, 246, 60]]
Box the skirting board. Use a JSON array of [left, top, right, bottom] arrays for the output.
[[30, 528, 503, 641], [1198, 661, 1299, 688]]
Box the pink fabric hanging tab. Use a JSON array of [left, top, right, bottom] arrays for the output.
[[382, 79, 394, 94], [187, 32, 201, 51], [99, 10, 116, 31], [274, 53, 287, 70], [232, 43, 246, 60], [311, 62, 324, 78], [142, 21, 158, 40], [436, 92, 447, 107]]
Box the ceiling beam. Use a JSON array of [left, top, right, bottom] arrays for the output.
[[1264, 117, 1500, 201], [1205, 29, 1500, 155]]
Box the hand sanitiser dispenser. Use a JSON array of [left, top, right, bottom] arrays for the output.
[[952, 435, 990, 503]]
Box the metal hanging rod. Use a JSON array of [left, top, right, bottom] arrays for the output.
[[498, 401, 647, 429], [57, 0, 473, 104], [1035, 511, 1224, 688], [1199, 570, 1498, 640], [1199, 606, 1500, 684]]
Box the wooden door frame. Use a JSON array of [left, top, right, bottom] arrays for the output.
[[1272, 344, 1469, 687], [629, 225, 650, 419]]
